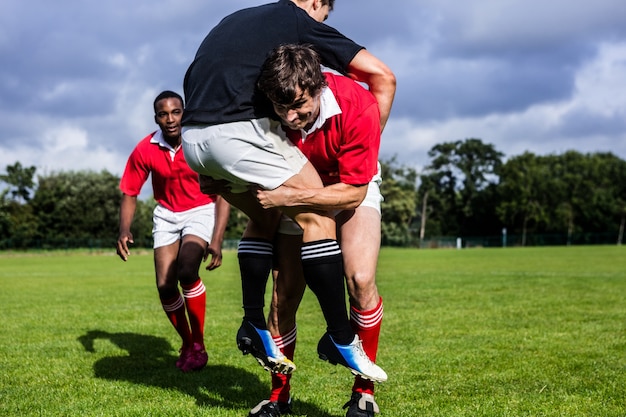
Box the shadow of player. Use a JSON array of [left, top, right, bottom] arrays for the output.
[[77, 330, 338, 416]]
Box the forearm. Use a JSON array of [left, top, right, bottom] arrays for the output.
[[369, 77, 396, 132], [118, 194, 137, 234], [275, 183, 367, 211]]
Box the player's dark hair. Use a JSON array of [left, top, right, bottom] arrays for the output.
[[323, 0, 335, 11], [153, 90, 184, 113], [257, 44, 327, 106]]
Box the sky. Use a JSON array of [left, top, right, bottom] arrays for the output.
[[1, 0, 626, 189]]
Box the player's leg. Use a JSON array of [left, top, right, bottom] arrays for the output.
[[225, 183, 386, 382], [154, 240, 193, 370], [220, 191, 281, 332], [177, 233, 209, 372], [269, 232, 305, 405], [271, 156, 348, 328], [276, 204, 386, 383], [175, 204, 220, 371], [276, 165, 353, 344], [152, 205, 194, 370], [211, 191, 297, 374], [269, 232, 306, 336], [183, 120, 302, 374], [249, 231, 305, 416], [272, 159, 386, 381], [339, 205, 382, 313], [337, 201, 384, 415], [224, 158, 331, 336]]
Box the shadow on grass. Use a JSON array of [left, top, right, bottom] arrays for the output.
[[77, 330, 338, 416]]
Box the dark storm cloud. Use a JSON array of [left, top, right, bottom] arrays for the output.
[[355, 0, 626, 125], [390, 55, 578, 121]]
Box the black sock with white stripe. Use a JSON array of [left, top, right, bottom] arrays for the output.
[[238, 238, 273, 329], [301, 239, 353, 345]]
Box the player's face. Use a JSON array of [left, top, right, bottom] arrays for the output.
[[272, 88, 320, 131], [154, 98, 183, 142]]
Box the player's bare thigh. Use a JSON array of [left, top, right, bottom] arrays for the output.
[[154, 241, 181, 290]]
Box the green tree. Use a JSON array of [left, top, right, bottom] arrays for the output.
[[0, 162, 39, 248], [498, 151, 626, 245], [422, 138, 504, 237], [418, 158, 461, 239], [30, 170, 122, 247], [0, 162, 37, 203], [380, 158, 418, 246], [550, 152, 586, 243], [576, 152, 626, 243], [613, 159, 626, 245], [545, 152, 618, 242], [0, 190, 9, 238], [497, 152, 550, 245]]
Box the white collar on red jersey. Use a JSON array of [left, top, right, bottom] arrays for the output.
[[150, 130, 179, 161], [300, 86, 342, 141]]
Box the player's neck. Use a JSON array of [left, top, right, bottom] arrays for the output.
[[163, 135, 181, 149]]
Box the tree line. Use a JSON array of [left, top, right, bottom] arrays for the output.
[[1, 138, 625, 250]]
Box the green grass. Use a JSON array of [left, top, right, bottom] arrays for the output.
[[0, 246, 625, 416]]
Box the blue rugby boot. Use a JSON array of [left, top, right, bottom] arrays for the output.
[[317, 333, 387, 382], [237, 321, 296, 374]]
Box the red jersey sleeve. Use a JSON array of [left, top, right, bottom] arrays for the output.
[[119, 137, 151, 197]]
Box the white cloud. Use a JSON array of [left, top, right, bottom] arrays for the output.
[[382, 41, 626, 164], [43, 125, 88, 153], [8, 124, 121, 174], [572, 42, 626, 115]]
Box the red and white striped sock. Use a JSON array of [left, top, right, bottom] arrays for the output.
[[182, 278, 206, 345], [270, 326, 297, 403], [161, 293, 192, 347], [350, 297, 384, 395]]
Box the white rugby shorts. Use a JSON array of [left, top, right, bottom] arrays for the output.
[[152, 203, 216, 248], [182, 118, 308, 193]]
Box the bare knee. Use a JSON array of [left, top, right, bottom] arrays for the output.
[[347, 270, 379, 310], [156, 277, 179, 299]]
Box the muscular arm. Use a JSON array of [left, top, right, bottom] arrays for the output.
[[256, 182, 368, 211], [346, 49, 396, 132]]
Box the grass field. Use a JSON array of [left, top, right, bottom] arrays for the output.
[[0, 245, 625, 416]]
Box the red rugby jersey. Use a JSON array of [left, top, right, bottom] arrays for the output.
[[285, 72, 381, 186], [119, 131, 214, 212]]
